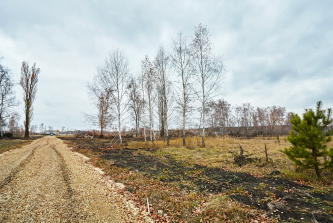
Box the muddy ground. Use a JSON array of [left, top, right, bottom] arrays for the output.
[[62, 137, 333, 222]]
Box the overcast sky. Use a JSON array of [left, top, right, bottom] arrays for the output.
[[0, 0, 332, 130]]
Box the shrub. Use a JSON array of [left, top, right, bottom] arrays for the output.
[[3, 132, 13, 138], [73, 132, 84, 138]]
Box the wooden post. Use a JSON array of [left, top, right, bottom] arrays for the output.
[[265, 144, 268, 162], [240, 146, 244, 166]]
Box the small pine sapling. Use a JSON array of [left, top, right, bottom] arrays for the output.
[[284, 101, 333, 180]]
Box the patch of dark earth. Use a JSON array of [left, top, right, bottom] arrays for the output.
[[60, 138, 333, 222]]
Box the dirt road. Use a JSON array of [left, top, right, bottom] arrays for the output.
[[0, 136, 152, 222]]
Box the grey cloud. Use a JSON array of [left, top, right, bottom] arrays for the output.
[[0, 0, 332, 129]]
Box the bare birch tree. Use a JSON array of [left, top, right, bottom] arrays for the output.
[[240, 103, 253, 137], [157, 86, 165, 138], [8, 112, 20, 135], [206, 100, 218, 135], [155, 47, 172, 146], [101, 50, 130, 146], [216, 99, 232, 135], [170, 32, 193, 145], [256, 107, 267, 135], [39, 123, 44, 134], [20, 61, 39, 138], [128, 76, 143, 137], [0, 59, 17, 138], [191, 24, 224, 147], [87, 76, 113, 137], [139, 74, 148, 146], [142, 55, 157, 145], [252, 108, 259, 136]]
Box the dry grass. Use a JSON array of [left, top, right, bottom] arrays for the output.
[[60, 135, 333, 222], [67, 134, 333, 185], [128, 135, 333, 185], [191, 194, 272, 222], [0, 139, 33, 154], [0, 135, 44, 155], [75, 151, 269, 222]]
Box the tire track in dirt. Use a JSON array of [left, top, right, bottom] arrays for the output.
[[0, 137, 152, 222], [50, 145, 88, 222], [52, 137, 153, 222], [0, 140, 47, 190], [0, 138, 87, 222], [51, 145, 75, 196]]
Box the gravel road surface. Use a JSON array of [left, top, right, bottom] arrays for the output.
[[0, 136, 152, 222]]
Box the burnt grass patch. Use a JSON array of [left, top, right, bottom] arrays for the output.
[[61, 138, 333, 222]]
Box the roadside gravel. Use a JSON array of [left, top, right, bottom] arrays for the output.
[[0, 136, 153, 222]]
